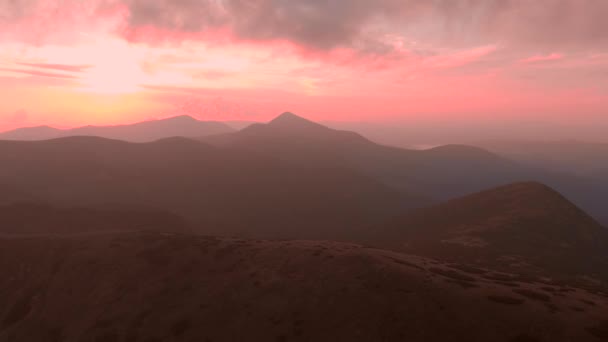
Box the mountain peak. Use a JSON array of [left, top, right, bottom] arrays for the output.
[[273, 111, 301, 120], [268, 112, 321, 128], [263, 112, 332, 135]]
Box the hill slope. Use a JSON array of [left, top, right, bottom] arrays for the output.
[[375, 182, 608, 283], [1, 232, 606, 341]]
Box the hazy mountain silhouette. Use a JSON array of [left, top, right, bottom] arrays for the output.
[[0, 112, 606, 237], [0, 115, 234, 142], [202, 112, 512, 194], [0, 125, 64, 140], [203, 112, 371, 152], [0, 203, 188, 235], [374, 182, 608, 283], [0, 136, 408, 239], [481, 140, 608, 181], [1, 232, 606, 341], [202, 113, 608, 225]]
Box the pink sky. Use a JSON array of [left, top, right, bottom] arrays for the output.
[[0, 0, 607, 131]]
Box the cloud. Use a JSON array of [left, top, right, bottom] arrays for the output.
[[0, 68, 78, 79], [118, 0, 608, 51], [422, 45, 498, 69], [520, 53, 564, 64], [0, 0, 121, 44], [16, 63, 92, 72], [1, 0, 607, 54]]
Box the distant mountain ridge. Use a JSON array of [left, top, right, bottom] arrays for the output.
[[0, 115, 235, 142], [480, 140, 608, 181], [0, 112, 607, 236]]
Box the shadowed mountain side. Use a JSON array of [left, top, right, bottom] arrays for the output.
[[0, 115, 234, 142], [373, 182, 608, 284], [0, 136, 413, 240], [201, 113, 608, 225], [0, 203, 189, 235], [0, 232, 606, 341]]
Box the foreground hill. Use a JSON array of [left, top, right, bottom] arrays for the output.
[[0, 136, 409, 239], [201, 113, 608, 225], [1, 232, 606, 341], [0, 115, 234, 142], [374, 182, 608, 284], [0, 203, 188, 235]]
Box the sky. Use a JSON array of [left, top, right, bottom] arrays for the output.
[[0, 0, 607, 134]]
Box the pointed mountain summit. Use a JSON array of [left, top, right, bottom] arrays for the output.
[[267, 112, 326, 130], [161, 115, 198, 122], [376, 182, 608, 281], [236, 112, 369, 143]]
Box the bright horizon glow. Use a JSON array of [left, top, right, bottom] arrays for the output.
[[0, 0, 607, 136]]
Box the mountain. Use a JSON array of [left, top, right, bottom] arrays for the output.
[[202, 112, 512, 194], [201, 113, 608, 225], [0, 115, 235, 142], [0, 203, 188, 235], [203, 112, 371, 153], [0, 136, 407, 239], [0, 126, 63, 140], [374, 182, 608, 283], [1, 231, 606, 341]]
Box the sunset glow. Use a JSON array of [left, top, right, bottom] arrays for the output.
[[1, 0, 607, 131]]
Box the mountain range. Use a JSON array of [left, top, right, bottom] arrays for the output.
[[0, 115, 235, 142], [1, 112, 608, 341], [0, 134, 409, 239], [202, 112, 608, 226]]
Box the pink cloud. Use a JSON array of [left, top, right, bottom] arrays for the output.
[[422, 45, 498, 69], [0, 68, 78, 79], [17, 62, 92, 72], [520, 53, 564, 64]]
